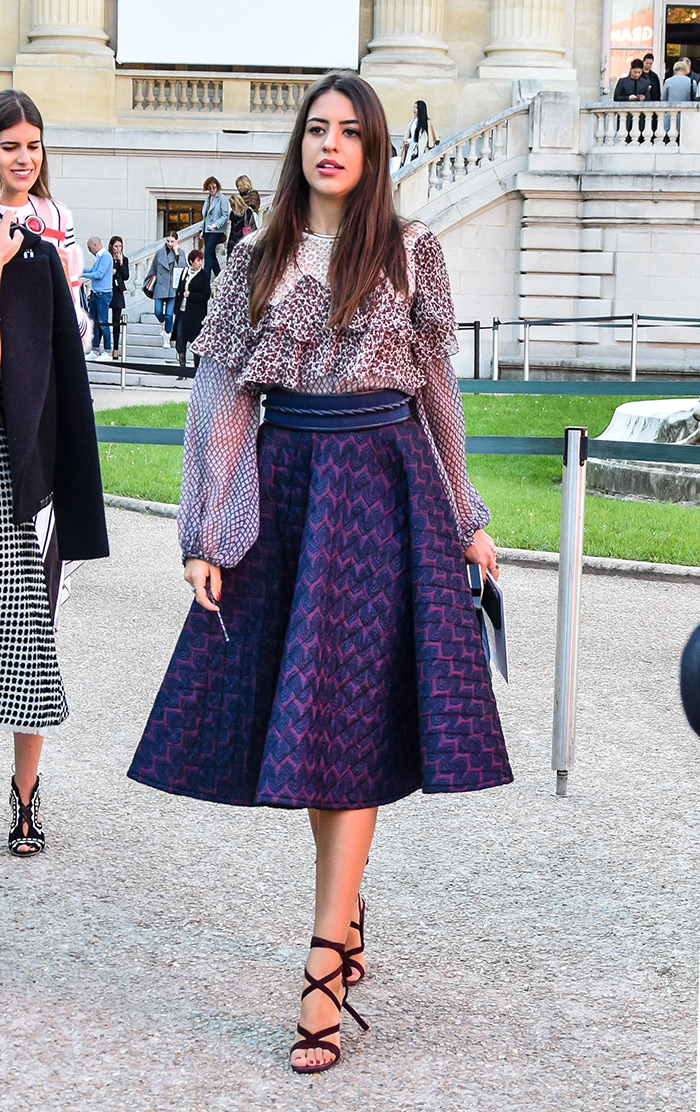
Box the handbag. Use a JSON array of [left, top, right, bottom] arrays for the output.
[[143, 273, 156, 298]]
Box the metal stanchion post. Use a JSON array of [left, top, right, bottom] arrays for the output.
[[523, 321, 531, 381], [120, 312, 128, 391], [630, 312, 638, 381], [492, 318, 500, 380], [474, 320, 481, 380], [551, 425, 588, 797]]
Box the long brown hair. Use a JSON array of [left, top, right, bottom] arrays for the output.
[[248, 71, 406, 329], [0, 89, 51, 199]]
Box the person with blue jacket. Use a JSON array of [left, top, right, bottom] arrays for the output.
[[201, 176, 229, 278], [83, 236, 113, 357]]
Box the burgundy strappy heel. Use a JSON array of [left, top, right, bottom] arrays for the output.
[[290, 936, 369, 1074], [345, 895, 366, 987]]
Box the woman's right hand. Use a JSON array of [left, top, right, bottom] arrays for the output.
[[184, 558, 222, 611], [0, 210, 23, 269]]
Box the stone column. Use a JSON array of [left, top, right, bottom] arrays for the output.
[[479, 0, 577, 80], [15, 0, 115, 125], [362, 0, 456, 74], [22, 0, 111, 55]]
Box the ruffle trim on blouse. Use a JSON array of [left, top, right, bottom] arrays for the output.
[[193, 225, 460, 389]]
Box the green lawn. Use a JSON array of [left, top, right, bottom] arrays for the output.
[[97, 394, 700, 565]]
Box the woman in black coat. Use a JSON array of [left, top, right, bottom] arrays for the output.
[[173, 248, 210, 378], [109, 235, 129, 359], [0, 212, 108, 856]]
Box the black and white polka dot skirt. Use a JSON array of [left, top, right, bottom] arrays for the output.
[[0, 412, 68, 734]]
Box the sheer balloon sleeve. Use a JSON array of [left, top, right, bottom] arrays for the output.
[[179, 243, 262, 568], [177, 357, 261, 567], [410, 229, 491, 548]]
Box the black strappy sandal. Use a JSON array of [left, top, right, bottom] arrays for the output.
[[290, 936, 369, 1074], [345, 895, 366, 987], [8, 776, 45, 857]]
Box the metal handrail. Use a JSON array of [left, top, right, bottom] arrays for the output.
[[460, 314, 700, 382]]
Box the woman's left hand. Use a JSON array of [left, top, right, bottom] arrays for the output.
[[464, 528, 500, 581]]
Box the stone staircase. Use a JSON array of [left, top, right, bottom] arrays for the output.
[[86, 310, 188, 388], [127, 312, 180, 364]]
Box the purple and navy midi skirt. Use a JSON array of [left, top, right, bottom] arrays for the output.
[[127, 403, 513, 810]]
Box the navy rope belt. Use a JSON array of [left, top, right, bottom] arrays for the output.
[[262, 388, 412, 432]]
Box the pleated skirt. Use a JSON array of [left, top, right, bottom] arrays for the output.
[[0, 412, 68, 734], [127, 416, 513, 808]]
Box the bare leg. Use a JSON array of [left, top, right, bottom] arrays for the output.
[[12, 732, 43, 852], [308, 808, 367, 984], [291, 806, 377, 1070]]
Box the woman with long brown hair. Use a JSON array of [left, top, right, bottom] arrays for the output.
[[128, 71, 512, 1073]]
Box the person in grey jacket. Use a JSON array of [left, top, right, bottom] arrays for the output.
[[661, 60, 695, 102], [145, 231, 182, 345], [201, 176, 229, 278]]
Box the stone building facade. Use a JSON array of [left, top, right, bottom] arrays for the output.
[[3, 0, 700, 372]]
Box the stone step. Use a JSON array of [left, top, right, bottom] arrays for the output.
[[123, 343, 179, 362], [88, 367, 192, 390], [127, 331, 175, 348], [128, 322, 167, 336]]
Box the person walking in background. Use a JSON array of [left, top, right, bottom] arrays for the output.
[[201, 176, 229, 278], [0, 207, 108, 856], [108, 235, 129, 360], [128, 70, 511, 1074], [235, 174, 261, 225], [400, 99, 439, 165], [173, 248, 210, 379], [145, 231, 182, 347], [226, 193, 256, 258], [83, 236, 113, 359], [642, 53, 661, 100], [0, 89, 91, 353]]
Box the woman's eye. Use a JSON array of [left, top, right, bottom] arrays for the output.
[[344, 129, 360, 139], [308, 126, 324, 135]]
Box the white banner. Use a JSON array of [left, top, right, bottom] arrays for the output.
[[117, 0, 360, 69]]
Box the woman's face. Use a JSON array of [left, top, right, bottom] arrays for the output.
[[413, 103, 418, 117], [191, 255, 203, 270], [0, 120, 43, 204], [111, 239, 123, 256], [166, 235, 178, 251], [207, 181, 218, 195], [301, 90, 364, 207]]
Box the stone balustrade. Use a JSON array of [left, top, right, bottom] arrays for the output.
[[586, 103, 698, 149], [117, 72, 314, 124]]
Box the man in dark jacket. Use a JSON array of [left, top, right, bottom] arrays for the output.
[[614, 59, 651, 102], [614, 59, 651, 143]]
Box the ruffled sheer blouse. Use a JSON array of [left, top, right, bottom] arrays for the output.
[[182, 222, 490, 567]]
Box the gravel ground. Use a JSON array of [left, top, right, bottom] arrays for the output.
[[1, 507, 698, 1112]]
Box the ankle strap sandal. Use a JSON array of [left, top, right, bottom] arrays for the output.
[[8, 776, 45, 857], [290, 935, 369, 1074], [345, 895, 366, 987]]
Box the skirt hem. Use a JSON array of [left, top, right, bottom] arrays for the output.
[[126, 769, 514, 810]]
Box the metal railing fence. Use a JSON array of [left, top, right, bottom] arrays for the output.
[[481, 314, 700, 382]]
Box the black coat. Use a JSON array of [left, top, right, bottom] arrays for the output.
[[111, 255, 129, 311], [645, 70, 661, 100], [173, 268, 211, 346], [614, 74, 651, 101], [0, 227, 109, 561]]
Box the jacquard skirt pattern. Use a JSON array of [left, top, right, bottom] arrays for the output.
[[128, 417, 513, 809], [0, 412, 68, 734]]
